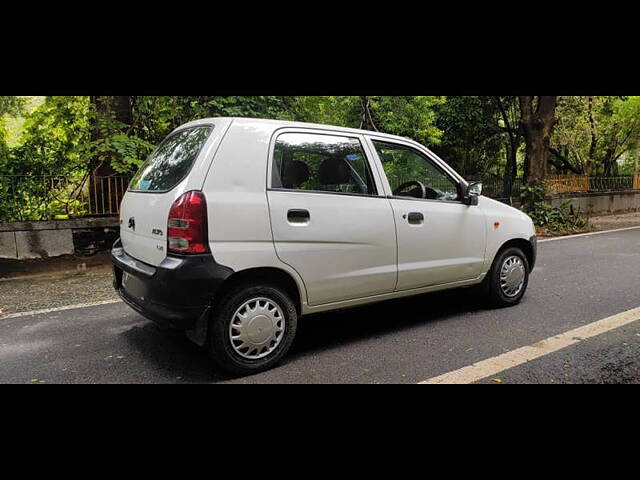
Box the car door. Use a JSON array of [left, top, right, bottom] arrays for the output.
[[267, 130, 397, 306], [365, 137, 487, 291]]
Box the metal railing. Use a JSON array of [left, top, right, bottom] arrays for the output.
[[1, 172, 638, 222], [589, 176, 635, 192], [480, 178, 524, 200], [545, 175, 640, 194], [0, 175, 129, 222], [547, 174, 590, 194], [482, 175, 640, 200]]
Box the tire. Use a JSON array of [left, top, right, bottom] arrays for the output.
[[208, 284, 297, 376], [485, 247, 530, 308]]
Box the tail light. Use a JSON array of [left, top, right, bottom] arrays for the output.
[[167, 190, 209, 254]]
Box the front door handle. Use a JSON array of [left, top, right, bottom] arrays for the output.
[[287, 209, 310, 224], [406, 212, 424, 224]]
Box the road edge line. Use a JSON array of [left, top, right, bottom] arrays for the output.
[[539, 225, 640, 243], [0, 299, 122, 320], [419, 306, 640, 384]]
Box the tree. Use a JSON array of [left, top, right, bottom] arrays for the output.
[[0, 96, 26, 159], [0, 96, 25, 117], [433, 96, 504, 180], [494, 96, 523, 195], [369, 96, 444, 146], [359, 96, 378, 131], [89, 96, 133, 176], [292, 96, 361, 128], [587, 96, 597, 175], [519, 96, 559, 185], [6, 96, 90, 175], [88, 96, 134, 213], [550, 96, 640, 177], [292, 96, 443, 148], [596, 96, 640, 176]]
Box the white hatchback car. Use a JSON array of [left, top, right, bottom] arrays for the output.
[[112, 117, 537, 375]]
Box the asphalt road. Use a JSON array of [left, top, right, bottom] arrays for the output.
[[1, 228, 639, 384]]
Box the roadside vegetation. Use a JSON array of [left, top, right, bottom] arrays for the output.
[[1, 96, 639, 230], [521, 183, 590, 236]]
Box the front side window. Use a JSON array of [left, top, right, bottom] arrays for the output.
[[129, 126, 213, 192], [372, 141, 460, 201], [272, 133, 377, 196]]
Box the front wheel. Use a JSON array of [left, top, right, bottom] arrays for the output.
[[208, 284, 298, 376], [485, 247, 530, 307]]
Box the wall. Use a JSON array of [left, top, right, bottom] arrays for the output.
[[0, 218, 119, 260], [548, 190, 640, 216]]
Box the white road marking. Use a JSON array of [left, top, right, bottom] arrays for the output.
[[539, 225, 640, 243], [0, 300, 122, 320], [420, 306, 640, 384]]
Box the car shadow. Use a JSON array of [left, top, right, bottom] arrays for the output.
[[288, 287, 489, 360], [120, 323, 227, 383], [120, 286, 490, 383]]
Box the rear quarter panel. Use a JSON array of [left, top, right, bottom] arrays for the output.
[[202, 119, 308, 303]]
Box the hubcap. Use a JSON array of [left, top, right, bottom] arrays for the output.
[[229, 297, 285, 360], [500, 255, 526, 298]]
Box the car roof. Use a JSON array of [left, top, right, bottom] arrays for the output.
[[176, 117, 468, 187], [178, 117, 414, 143]]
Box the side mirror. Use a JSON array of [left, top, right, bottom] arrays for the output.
[[468, 181, 483, 196], [462, 182, 482, 206]]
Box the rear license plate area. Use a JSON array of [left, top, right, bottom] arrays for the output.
[[121, 270, 148, 302]]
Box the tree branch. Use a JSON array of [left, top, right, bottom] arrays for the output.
[[549, 147, 583, 174]]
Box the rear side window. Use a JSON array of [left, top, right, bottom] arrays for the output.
[[271, 132, 377, 196], [129, 126, 213, 192]]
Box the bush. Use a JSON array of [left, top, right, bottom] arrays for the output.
[[521, 181, 589, 235]]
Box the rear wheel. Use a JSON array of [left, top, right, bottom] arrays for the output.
[[208, 284, 297, 376], [485, 247, 530, 307]]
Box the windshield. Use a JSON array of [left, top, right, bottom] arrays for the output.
[[128, 126, 213, 192]]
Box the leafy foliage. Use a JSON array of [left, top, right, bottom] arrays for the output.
[[1, 95, 640, 223], [433, 96, 506, 177], [521, 182, 588, 234], [291, 96, 444, 146], [292, 96, 360, 128], [370, 96, 444, 146], [3, 95, 638, 180], [0, 96, 26, 117], [0, 96, 27, 159], [552, 96, 640, 176], [4, 96, 90, 176]]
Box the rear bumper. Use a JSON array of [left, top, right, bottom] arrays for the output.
[[111, 239, 233, 330]]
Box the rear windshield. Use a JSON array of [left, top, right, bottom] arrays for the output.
[[128, 125, 213, 192]]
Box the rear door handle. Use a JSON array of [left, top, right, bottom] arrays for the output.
[[287, 209, 310, 224], [406, 212, 424, 224]]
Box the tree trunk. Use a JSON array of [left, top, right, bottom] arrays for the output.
[[587, 96, 597, 175], [549, 147, 583, 174], [359, 96, 379, 131], [519, 96, 558, 186], [89, 96, 131, 214], [501, 138, 519, 197], [503, 143, 513, 197], [603, 148, 619, 177], [495, 97, 520, 197]]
